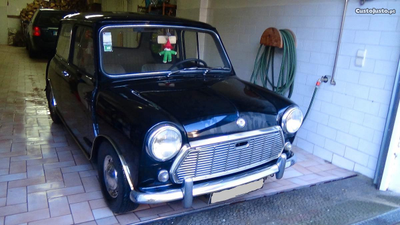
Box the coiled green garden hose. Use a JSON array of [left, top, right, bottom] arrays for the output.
[[250, 29, 297, 98]]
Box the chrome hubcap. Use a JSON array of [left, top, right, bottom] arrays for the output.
[[103, 155, 118, 198]]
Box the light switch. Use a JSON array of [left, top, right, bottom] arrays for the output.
[[355, 49, 367, 67], [355, 58, 365, 67], [357, 49, 367, 58]]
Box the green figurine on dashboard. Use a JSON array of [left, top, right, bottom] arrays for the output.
[[159, 39, 177, 63]]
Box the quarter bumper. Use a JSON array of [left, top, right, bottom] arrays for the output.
[[130, 152, 295, 207]]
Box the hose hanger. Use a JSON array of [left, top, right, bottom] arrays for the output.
[[251, 27, 297, 98]]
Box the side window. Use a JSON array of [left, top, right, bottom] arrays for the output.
[[72, 26, 94, 75], [56, 23, 73, 60]]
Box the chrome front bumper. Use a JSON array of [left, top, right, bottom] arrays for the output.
[[130, 152, 295, 208]]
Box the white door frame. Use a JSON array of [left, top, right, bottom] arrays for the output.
[[380, 102, 400, 192]]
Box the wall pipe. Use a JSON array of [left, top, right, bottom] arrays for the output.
[[373, 57, 400, 187], [330, 0, 349, 85]]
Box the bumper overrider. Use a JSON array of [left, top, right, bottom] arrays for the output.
[[130, 152, 296, 208]]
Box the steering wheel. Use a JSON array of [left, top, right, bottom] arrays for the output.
[[168, 58, 208, 70]]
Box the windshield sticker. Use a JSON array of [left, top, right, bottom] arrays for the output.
[[103, 32, 112, 52]]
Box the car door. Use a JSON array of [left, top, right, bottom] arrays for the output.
[[65, 25, 97, 152], [49, 22, 73, 119], [50, 24, 96, 153]]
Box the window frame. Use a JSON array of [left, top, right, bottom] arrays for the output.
[[181, 30, 200, 60], [55, 22, 73, 61], [70, 25, 95, 76], [98, 24, 233, 79]]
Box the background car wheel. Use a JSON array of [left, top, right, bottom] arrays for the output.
[[46, 84, 61, 124], [97, 141, 139, 213]]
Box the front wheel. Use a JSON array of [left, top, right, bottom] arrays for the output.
[[97, 141, 138, 213]]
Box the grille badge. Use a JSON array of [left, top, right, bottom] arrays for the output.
[[236, 118, 246, 128]]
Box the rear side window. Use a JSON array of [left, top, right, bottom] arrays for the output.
[[56, 23, 72, 60], [72, 26, 94, 75], [36, 12, 68, 27]]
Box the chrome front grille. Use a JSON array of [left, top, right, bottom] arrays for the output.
[[171, 126, 284, 183]]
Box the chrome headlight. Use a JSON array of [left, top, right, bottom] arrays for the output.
[[281, 106, 303, 133], [147, 125, 182, 162]]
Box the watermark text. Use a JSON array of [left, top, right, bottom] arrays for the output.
[[355, 8, 396, 15]]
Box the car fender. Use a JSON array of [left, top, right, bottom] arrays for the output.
[[92, 88, 187, 187], [90, 135, 135, 191]]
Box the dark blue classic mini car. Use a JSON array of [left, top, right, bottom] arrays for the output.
[[46, 12, 303, 213]]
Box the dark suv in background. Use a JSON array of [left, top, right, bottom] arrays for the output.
[[25, 9, 72, 58]]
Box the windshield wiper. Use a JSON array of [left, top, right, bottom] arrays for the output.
[[167, 70, 182, 78], [167, 67, 209, 78], [166, 67, 230, 78]]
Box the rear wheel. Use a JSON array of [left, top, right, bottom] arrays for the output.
[[97, 141, 139, 213], [46, 84, 61, 124]]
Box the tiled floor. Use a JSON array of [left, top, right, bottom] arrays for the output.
[[0, 45, 356, 225]]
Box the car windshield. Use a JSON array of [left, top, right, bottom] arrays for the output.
[[36, 11, 70, 27], [100, 26, 231, 76]]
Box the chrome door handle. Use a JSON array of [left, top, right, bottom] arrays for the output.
[[62, 70, 70, 77], [85, 75, 93, 81]]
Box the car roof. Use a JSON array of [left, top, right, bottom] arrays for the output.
[[62, 12, 215, 30], [38, 8, 72, 12]]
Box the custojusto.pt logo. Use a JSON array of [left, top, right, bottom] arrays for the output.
[[355, 8, 396, 15]]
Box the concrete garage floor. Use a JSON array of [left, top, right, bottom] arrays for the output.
[[149, 176, 400, 225], [0, 45, 357, 225]]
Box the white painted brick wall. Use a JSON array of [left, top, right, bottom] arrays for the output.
[[355, 31, 381, 45], [375, 60, 399, 76], [296, 137, 314, 154], [354, 99, 380, 115], [349, 123, 375, 141], [336, 131, 359, 149], [208, 0, 400, 178], [306, 132, 326, 148], [340, 108, 365, 124], [354, 164, 375, 178], [345, 147, 369, 166], [317, 124, 338, 139], [380, 32, 400, 46], [332, 154, 355, 171], [314, 145, 333, 161], [358, 139, 380, 157]]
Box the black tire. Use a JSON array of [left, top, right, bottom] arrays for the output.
[[46, 84, 61, 124], [97, 141, 139, 213]]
